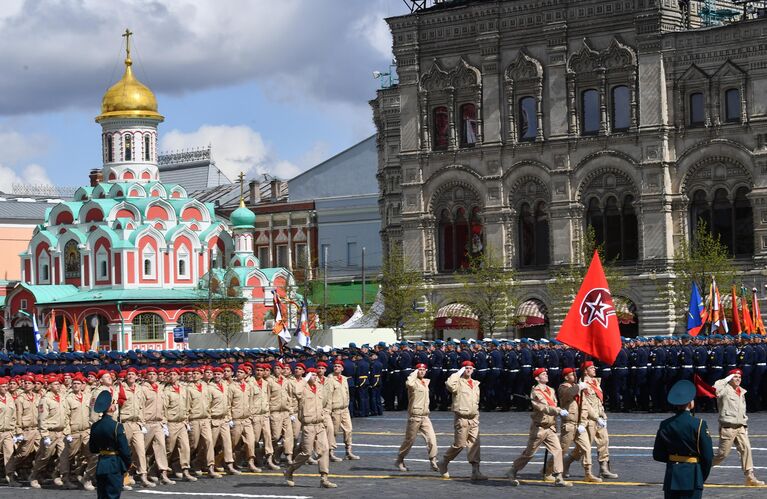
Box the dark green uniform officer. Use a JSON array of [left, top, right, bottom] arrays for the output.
[[653, 380, 714, 499], [89, 390, 131, 499]]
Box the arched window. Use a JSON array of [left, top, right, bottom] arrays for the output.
[[622, 195, 639, 261], [518, 96, 537, 141], [143, 134, 151, 161], [689, 92, 705, 127], [132, 313, 165, 342], [124, 133, 133, 161], [611, 85, 631, 131], [178, 312, 203, 335], [581, 89, 600, 135], [712, 188, 733, 252], [96, 246, 109, 281], [459, 103, 477, 148], [438, 209, 454, 272], [690, 190, 711, 230], [64, 240, 81, 279], [38, 251, 50, 284], [734, 187, 753, 256], [438, 207, 483, 272], [106, 134, 114, 163], [177, 246, 190, 278], [142, 246, 156, 278], [433, 106, 449, 151], [586, 196, 638, 262], [691, 187, 753, 257], [518, 201, 550, 268], [725, 88, 740, 123]]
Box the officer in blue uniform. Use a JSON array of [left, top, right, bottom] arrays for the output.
[[89, 390, 131, 499], [369, 351, 384, 415], [651, 337, 668, 412], [653, 380, 713, 499]]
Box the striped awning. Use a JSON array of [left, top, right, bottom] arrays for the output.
[[614, 296, 637, 325], [434, 303, 479, 329], [516, 299, 547, 329]]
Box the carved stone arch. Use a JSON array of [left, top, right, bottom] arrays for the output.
[[420, 59, 451, 92], [452, 57, 481, 89], [509, 175, 550, 210], [575, 149, 639, 171], [430, 180, 483, 218], [680, 156, 753, 196], [601, 37, 637, 69], [506, 49, 543, 82], [505, 50, 545, 143], [713, 59, 746, 79], [577, 167, 638, 203], [567, 39, 600, 74], [678, 64, 710, 84], [424, 164, 484, 187]]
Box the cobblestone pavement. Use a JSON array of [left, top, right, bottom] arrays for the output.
[[1, 411, 766, 498]]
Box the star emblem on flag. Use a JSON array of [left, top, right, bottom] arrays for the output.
[[579, 288, 616, 328]]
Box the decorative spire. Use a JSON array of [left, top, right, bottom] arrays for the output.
[[122, 28, 133, 65], [237, 171, 246, 208]]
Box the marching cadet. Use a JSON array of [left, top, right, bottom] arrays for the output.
[[316, 362, 337, 463], [227, 365, 258, 472], [208, 366, 240, 475], [89, 390, 132, 499], [118, 367, 155, 488], [712, 369, 765, 486], [554, 367, 601, 482], [330, 360, 360, 460], [188, 367, 220, 478], [6, 375, 40, 485], [141, 367, 175, 485], [251, 364, 275, 470], [508, 368, 572, 488], [289, 364, 305, 452], [0, 378, 16, 477], [29, 375, 67, 489], [90, 371, 117, 423], [268, 362, 295, 467], [581, 361, 619, 479], [437, 360, 485, 481], [59, 374, 97, 490], [395, 363, 438, 472], [164, 368, 197, 482], [283, 368, 337, 489], [653, 380, 714, 499]]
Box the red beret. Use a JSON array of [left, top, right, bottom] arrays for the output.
[[316, 362, 328, 368], [62, 372, 73, 378], [728, 369, 743, 376], [236, 365, 248, 373], [580, 361, 594, 371], [306, 368, 318, 374], [96, 370, 109, 379], [562, 367, 576, 376], [333, 360, 344, 366], [533, 368, 547, 378], [294, 363, 306, 370], [212, 367, 224, 373], [34, 375, 45, 383], [461, 361, 474, 368], [72, 374, 86, 383], [262, 364, 272, 370], [416, 363, 427, 369], [221, 364, 233, 370], [21, 375, 34, 383], [0, 378, 9, 386], [203, 365, 214, 372], [125, 368, 138, 375], [157, 368, 167, 374], [274, 362, 286, 369], [46, 374, 60, 384], [145, 367, 157, 374]]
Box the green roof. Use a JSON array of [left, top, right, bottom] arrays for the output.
[[34, 287, 210, 305], [310, 282, 378, 307]]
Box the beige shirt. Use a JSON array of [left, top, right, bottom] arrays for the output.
[[294, 381, 325, 425], [582, 377, 607, 419], [557, 382, 598, 424], [208, 381, 230, 420], [89, 385, 117, 424], [250, 378, 270, 416], [15, 392, 39, 432], [227, 380, 252, 420], [63, 391, 90, 434], [141, 382, 165, 423], [118, 383, 145, 423], [446, 372, 480, 418], [317, 377, 334, 413], [330, 374, 350, 411], [0, 392, 16, 432], [164, 384, 189, 423], [268, 376, 292, 413], [530, 383, 560, 428], [715, 378, 748, 426], [405, 371, 431, 417], [187, 382, 211, 420], [39, 391, 67, 434]]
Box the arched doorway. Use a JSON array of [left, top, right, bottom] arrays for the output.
[[614, 296, 638, 337], [434, 303, 480, 340], [515, 298, 549, 339]]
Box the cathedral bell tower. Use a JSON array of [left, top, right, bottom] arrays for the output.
[[95, 29, 164, 184]]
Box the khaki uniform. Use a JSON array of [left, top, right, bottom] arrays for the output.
[[512, 383, 564, 474], [209, 381, 234, 464], [188, 382, 215, 469], [583, 377, 611, 463], [119, 383, 149, 475], [250, 378, 273, 457], [142, 382, 170, 473], [228, 380, 256, 459], [60, 391, 97, 482], [330, 374, 354, 450], [268, 376, 294, 457], [30, 391, 67, 480], [288, 377, 301, 447], [397, 371, 438, 461], [164, 383, 192, 469], [6, 392, 40, 475], [89, 385, 116, 423], [442, 372, 480, 465], [287, 381, 330, 475], [0, 392, 16, 468], [558, 381, 598, 466], [318, 377, 336, 452], [713, 378, 754, 472]]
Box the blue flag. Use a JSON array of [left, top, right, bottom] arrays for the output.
[[32, 313, 41, 353], [687, 281, 707, 336]]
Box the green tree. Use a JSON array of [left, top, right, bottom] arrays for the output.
[[379, 245, 425, 339], [195, 270, 246, 348], [449, 249, 516, 337], [670, 221, 736, 322], [548, 225, 626, 314]]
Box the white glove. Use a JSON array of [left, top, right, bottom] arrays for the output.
[[597, 417, 607, 428], [578, 382, 589, 391], [724, 374, 736, 383], [43, 437, 51, 446], [303, 373, 312, 382], [228, 420, 235, 428], [65, 435, 73, 443], [577, 424, 586, 434], [185, 423, 192, 432], [162, 424, 170, 437], [290, 415, 296, 422], [12, 435, 23, 444], [559, 409, 569, 418], [456, 367, 466, 377], [140, 424, 148, 434]]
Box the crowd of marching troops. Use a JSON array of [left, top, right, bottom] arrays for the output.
[[0, 332, 766, 490]]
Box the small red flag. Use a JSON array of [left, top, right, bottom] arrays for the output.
[[556, 251, 622, 365], [693, 374, 716, 399]]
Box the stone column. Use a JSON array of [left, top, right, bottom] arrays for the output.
[[545, 22, 570, 139], [478, 31, 500, 144]]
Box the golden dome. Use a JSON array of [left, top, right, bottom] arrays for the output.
[[96, 32, 163, 123]]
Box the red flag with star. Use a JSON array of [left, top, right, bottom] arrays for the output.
[[556, 250, 622, 365]]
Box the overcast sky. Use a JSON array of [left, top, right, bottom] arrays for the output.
[[0, 0, 409, 191]]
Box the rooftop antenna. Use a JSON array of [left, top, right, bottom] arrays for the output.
[[403, 0, 451, 13]]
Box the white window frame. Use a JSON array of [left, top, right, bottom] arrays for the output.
[[178, 246, 190, 279], [38, 251, 50, 284], [96, 246, 109, 281], [142, 246, 156, 279]]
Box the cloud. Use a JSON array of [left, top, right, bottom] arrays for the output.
[[0, 0, 406, 116], [160, 124, 302, 181], [0, 130, 48, 164], [0, 163, 53, 193]]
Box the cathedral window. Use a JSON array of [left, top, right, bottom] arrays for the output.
[[177, 246, 190, 278], [586, 194, 638, 262], [611, 85, 631, 132], [38, 251, 50, 284], [64, 240, 81, 279], [142, 246, 156, 278], [178, 312, 203, 335], [724, 88, 740, 123], [124, 133, 133, 161], [459, 103, 478, 148], [581, 89, 600, 135], [689, 93, 705, 127], [432, 106, 449, 151], [518, 96, 537, 141], [105, 134, 114, 163], [132, 313, 165, 342], [96, 247, 108, 280], [436, 193, 483, 273], [143, 134, 151, 161], [518, 201, 550, 268], [690, 187, 753, 257]]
